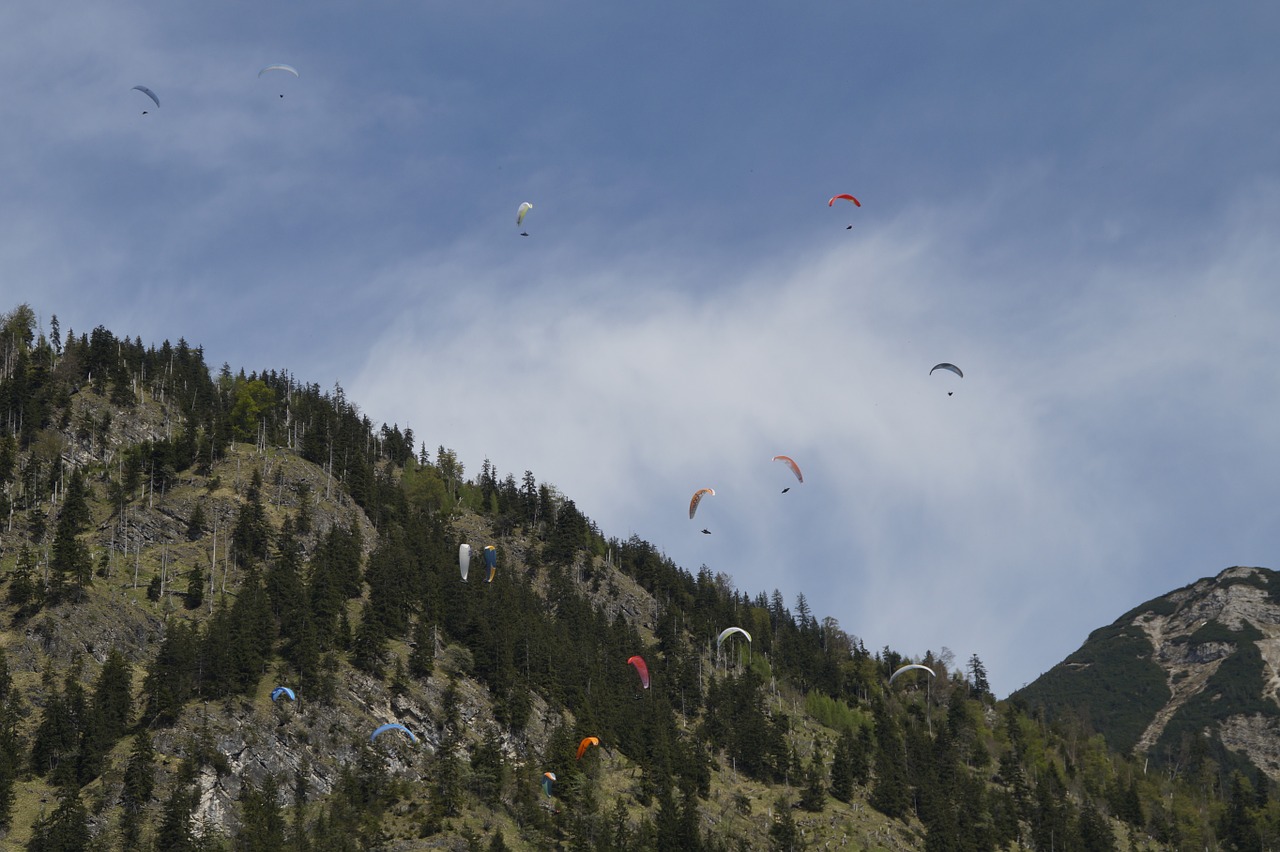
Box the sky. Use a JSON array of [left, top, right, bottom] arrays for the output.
[[3, 2, 1280, 697]]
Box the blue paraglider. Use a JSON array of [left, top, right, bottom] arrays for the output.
[[370, 723, 417, 744]]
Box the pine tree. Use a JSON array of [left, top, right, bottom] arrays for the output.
[[767, 795, 800, 852], [48, 467, 93, 603], [869, 703, 910, 820], [232, 468, 271, 564], [800, 755, 826, 812], [26, 783, 90, 852], [184, 566, 205, 609], [29, 666, 83, 784], [967, 654, 990, 699], [156, 763, 200, 852], [8, 543, 40, 612], [119, 732, 156, 851], [239, 774, 288, 851], [0, 649, 21, 832], [829, 728, 857, 802], [186, 500, 207, 540]]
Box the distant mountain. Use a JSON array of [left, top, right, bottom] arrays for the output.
[[1012, 565, 1280, 780]]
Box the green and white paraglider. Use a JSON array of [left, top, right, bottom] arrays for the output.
[[716, 627, 751, 651], [889, 663, 935, 686]]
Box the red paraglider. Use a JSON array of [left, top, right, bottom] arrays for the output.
[[627, 656, 650, 689], [828, 194, 861, 207]]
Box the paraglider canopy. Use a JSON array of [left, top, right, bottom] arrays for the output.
[[542, 772, 556, 797], [484, 545, 497, 583], [270, 686, 296, 702], [828, 193, 861, 207], [772, 455, 803, 484], [259, 64, 298, 98], [929, 363, 963, 378], [371, 723, 417, 743], [132, 85, 160, 111], [627, 655, 650, 689], [459, 544, 471, 581], [517, 201, 533, 235], [889, 664, 936, 686], [258, 64, 299, 78], [689, 488, 715, 520], [716, 627, 751, 650], [575, 736, 600, 760]]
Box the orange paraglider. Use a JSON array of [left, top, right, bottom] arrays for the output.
[[689, 488, 715, 520], [576, 736, 600, 760]]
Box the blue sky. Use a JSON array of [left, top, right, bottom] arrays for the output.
[[4, 2, 1280, 696]]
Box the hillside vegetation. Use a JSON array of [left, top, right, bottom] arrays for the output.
[[1, 303, 1279, 850]]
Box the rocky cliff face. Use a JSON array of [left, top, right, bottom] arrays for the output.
[[1013, 566, 1280, 779]]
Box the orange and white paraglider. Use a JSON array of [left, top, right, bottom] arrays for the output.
[[772, 455, 803, 492], [689, 488, 714, 520]]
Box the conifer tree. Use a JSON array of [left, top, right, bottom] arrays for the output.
[[289, 764, 311, 852], [869, 703, 911, 820], [142, 620, 199, 724], [156, 767, 200, 852], [967, 653, 990, 698], [350, 601, 388, 678], [186, 500, 207, 540], [800, 754, 826, 812], [0, 649, 21, 831], [26, 783, 90, 852], [119, 732, 156, 851], [29, 665, 83, 784], [8, 543, 40, 613], [408, 620, 435, 680], [428, 678, 465, 824], [232, 468, 271, 564], [267, 516, 307, 641], [183, 566, 205, 610], [829, 728, 856, 802], [239, 774, 288, 851], [767, 795, 800, 852], [48, 467, 92, 602]]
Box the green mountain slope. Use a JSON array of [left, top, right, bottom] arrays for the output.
[[1012, 567, 1280, 782], [2, 304, 1278, 850]]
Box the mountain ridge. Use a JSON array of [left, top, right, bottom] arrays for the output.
[[1013, 565, 1280, 782], [2, 304, 1278, 849]]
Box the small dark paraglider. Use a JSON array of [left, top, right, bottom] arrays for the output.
[[781, 487, 790, 493], [132, 85, 159, 115], [701, 528, 711, 535]]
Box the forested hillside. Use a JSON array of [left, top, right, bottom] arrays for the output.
[[1, 303, 1278, 850]]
